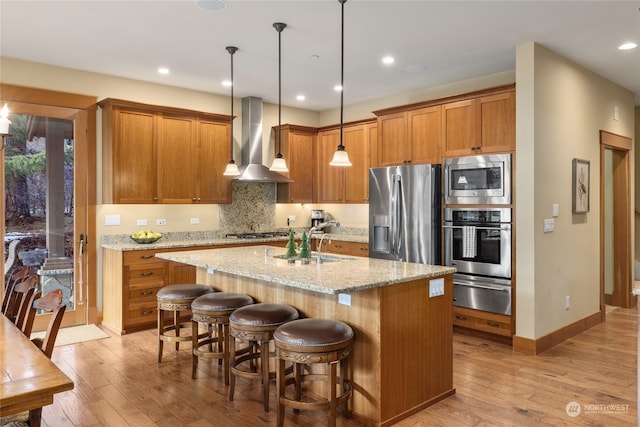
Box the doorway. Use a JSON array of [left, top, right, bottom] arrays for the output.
[[600, 131, 633, 310], [1, 84, 97, 329]]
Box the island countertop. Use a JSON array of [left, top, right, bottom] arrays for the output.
[[155, 245, 455, 295]]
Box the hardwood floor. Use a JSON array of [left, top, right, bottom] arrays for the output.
[[42, 306, 637, 426]]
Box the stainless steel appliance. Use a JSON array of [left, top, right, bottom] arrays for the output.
[[369, 164, 441, 264], [443, 207, 512, 315], [444, 153, 511, 205], [310, 209, 325, 233]]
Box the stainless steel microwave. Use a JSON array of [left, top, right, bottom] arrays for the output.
[[444, 153, 511, 205]]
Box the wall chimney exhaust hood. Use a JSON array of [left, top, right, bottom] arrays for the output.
[[235, 96, 292, 183]]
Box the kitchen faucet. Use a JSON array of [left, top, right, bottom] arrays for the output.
[[308, 220, 340, 263]]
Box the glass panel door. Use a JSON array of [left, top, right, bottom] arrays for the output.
[[4, 110, 86, 326]]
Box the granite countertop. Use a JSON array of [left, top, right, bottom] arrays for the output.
[[155, 245, 455, 295], [100, 231, 368, 251]]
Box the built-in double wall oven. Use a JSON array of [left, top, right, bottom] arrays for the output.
[[443, 153, 513, 316]]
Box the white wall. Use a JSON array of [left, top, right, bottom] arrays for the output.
[[515, 43, 635, 340]]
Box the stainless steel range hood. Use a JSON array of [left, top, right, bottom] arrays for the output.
[[235, 96, 292, 183]]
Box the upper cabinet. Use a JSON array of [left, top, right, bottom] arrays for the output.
[[316, 121, 373, 204], [377, 106, 442, 166], [99, 99, 232, 204], [442, 90, 515, 157], [274, 124, 316, 203]]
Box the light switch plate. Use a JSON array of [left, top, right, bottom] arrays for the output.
[[105, 214, 120, 226], [190, 218, 200, 224], [552, 204, 559, 217], [136, 219, 148, 226], [543, 218, 555, 233], [156, 219, 167, 226]]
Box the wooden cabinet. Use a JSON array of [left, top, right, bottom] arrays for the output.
[[318, 239, 369, 257], [442, 90, 515, 157], [453, 306, 513, 338], [316, 122, 373, 203], [274, 124, 316, 203], [99, 98, 232, 204], [377, 105, 441, 166]]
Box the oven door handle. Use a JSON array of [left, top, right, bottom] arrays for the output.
[[443, 224, 511, 231], [454, 281, 511, 292]]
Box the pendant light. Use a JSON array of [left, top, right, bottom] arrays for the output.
[[223, 46, 241, 176], [270, 22, 289, 172], [330, 0, 352, 167]]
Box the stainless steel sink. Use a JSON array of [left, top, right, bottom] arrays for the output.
[[272, 253, 354, 263]]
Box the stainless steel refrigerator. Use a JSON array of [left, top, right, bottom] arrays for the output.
[[369, 164, 441, 264]]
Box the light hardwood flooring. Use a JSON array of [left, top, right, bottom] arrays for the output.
[[42, 306, 637, 426]]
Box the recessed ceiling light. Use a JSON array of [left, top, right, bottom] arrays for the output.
[[334, 85, 343, 92], [196, 0, 227, 11], [382, 56, 395, 65], [618, 42, 638, 50], [157, 67, 170, 75], [296, 94, 306, 101], [222, 80, 232, 87]]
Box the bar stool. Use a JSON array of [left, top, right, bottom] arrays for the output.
[[229, 303, 300, 412], [274, 318, 354, 427], [157, 283, 213, 362], [191, 292, 254, 383]]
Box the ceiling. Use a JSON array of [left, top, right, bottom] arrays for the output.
[[1, 1, 639, 110]]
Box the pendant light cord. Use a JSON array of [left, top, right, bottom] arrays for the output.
[[226, 46, 238, 164], [339, 0, 345, 149], [274, 23, 286, 158]]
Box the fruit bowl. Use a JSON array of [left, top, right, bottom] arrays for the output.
[[130, 231, 162, 244]]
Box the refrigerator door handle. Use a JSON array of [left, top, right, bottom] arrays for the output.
[[392, 174, 402, 257]]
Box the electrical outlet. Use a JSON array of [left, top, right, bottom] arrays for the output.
[[565, 295, 570, 310], [190, 218, 200, 224], [156, 218, 167, 226], [338, 293, 352, 306], [105, 214, 120, 226], [429, 278, 445, 298], [136, 219, 148, 226]]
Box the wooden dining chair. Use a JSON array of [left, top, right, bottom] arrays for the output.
[[31, 288, 66, 358], [3, 274, 38, 323], [2, 265, 31, 312], [17, 289, 42, 337]]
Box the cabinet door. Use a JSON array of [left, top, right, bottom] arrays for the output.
[[442, 99, 479, 156], [368, 123, 379, 169], [156, 114, 197, 203], [378, 112, 410, 166], [113, 109, 157, 203], [168, 261, 196, 284], [197, 120, 232, 204], [409, 105, 441, 164], [276, 127, 315, 203], [343, 125, 370, 203], [316, 130, 344, 203], [479, 91, 515, 153]]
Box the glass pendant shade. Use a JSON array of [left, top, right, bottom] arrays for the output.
[[270, 156, 288, 172], [223, 161, 240, 176], [330, 146, 352, 166]]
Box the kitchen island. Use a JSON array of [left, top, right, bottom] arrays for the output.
[[156, 245, 456, 426]]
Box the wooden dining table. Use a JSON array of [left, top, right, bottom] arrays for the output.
[[0, 313, 74, 426]]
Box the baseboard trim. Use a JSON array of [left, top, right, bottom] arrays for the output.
[[513, 310, 603, 354]]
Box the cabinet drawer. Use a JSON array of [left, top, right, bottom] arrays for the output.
[[124, 249, 162, 266], [453, 307, 512, 337], [128, 283, 162, 304], [127, 266, 166, 283], [323, 240, 369, 257], [126, 302, 158, 325]]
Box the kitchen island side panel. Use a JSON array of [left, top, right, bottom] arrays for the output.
[[380, 275, 455, 424]]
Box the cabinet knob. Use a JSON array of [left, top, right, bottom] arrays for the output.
[[153, 197, 159, 202], [487, 321, 500, 328], [141, 310, 153, 316], [141, 272, 154, 277], [140, 255, 154, 259], [140, 291, 154, 296], [192, 197, 197, 201]]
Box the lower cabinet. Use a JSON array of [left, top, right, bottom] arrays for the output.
[[452, 306, 512, 338], [315, 239, 369, 257]]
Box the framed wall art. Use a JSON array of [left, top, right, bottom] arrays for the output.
[[572, 158, 590, 213]]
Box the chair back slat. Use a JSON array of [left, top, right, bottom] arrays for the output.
[[2, 265, 31, 312], [18, 289, 42, 337], [31, 289, 66, 358], [3, 274, 38, 321]]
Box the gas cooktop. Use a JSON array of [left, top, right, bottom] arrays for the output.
[[224, 231, 289, 240]]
